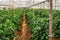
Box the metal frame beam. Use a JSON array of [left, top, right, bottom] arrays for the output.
[[29, 0, 48, 7]]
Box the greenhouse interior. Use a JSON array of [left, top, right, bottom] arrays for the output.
[[0, 0, 60, 40]]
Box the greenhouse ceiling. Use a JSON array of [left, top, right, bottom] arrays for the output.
[[0, 0, 46, 6], [0, 0, 60, 10]]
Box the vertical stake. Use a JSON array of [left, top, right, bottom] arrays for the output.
[[49, 0, 53, 40]]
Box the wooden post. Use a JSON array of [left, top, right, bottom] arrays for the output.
[[49, 0, 53, 40]]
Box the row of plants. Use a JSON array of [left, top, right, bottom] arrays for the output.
[[0, 8, 60, 40]]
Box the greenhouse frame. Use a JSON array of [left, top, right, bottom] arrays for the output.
[[0, 0, 60, 40]]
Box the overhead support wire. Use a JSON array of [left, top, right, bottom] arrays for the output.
[[0, 5, 12, 6], [29, 0, 48, 8]]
